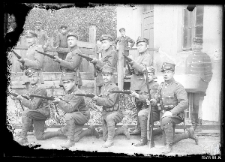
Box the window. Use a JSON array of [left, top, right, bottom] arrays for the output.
[[182, 6, 204, 50]]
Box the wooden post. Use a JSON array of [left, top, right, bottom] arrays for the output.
[[118, 43, 124, 90], [89, 25, 97, 94]]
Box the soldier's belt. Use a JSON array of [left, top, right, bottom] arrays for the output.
[[162, 105, 175, 111]]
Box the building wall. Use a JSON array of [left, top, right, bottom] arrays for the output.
[[116, 5, 142, 46]]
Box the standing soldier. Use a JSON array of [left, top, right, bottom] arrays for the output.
[[41, 73, 99, 148], [126, 37, 153, 135], [13, 69, 50, 145], [185, 37, 213, 131], [19, 31, 45, 85], [157, 62, 198, 154], [54, 25, 69, 60], [91, 34, 118, 95], [33, 20, 49, 51], [129, 66, 160, 146], [53, 31, 83, 88], [114, 28, 135, 70], [92, 65, 130, 148]]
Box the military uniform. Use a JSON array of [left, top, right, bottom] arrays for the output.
[[157, 62, 198, 154], [22, 31, 44, 85], [133, 67, 160, 146], [17, 70, 50, 145], [58, 32, 83, 87], [129, 37, 153, 135], [34, 21, 48, 47], [55, 25, 69, 60], [95, 35, 118, 93], [94, 65, 127, 148], [185, 37, 213, 129]]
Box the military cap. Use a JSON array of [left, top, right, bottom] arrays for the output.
[[102, 65, 115, 74], [25, 69, 38, 77], [193, 37, 203, 44], [146, 66, 155, 74], [100, 34, 114, 42], [25, 30, 38, 38], [161, 62, 176, 72], [60, 25, 68, 29], [61, 73, 76, 82], [119, 28, 125, 32], [136, 37, 149, 45], [67, 31, 79, 40]]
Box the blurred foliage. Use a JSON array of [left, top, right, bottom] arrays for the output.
[[23, 6, 117, 42]]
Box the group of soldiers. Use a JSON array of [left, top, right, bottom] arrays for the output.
[[9, 21, 213, 154]]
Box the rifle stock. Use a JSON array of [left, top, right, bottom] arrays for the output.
[[123, 54, 133, 63], [9, 92, 30, 100], [11, 50, 26, 70]]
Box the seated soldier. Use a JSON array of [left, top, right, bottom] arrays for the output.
[[130, 66, 161, 147], [42, 73, 99, 148], [92, 65, 130, 148], [13, 69, 50, 145], [157, 62, 198, 154]]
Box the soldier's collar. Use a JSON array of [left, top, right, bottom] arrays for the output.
[[104, 45, 113, 52], [67, 85, 77, 94], [70, 45, 78, 52], [164, 78, 175, 85], [103, 81, 113, 87]]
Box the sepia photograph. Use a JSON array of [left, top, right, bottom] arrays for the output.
[[5, 3, 222, 158]]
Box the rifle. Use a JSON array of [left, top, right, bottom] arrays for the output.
[[77, 53, 98, 77], [144, 68, 155, 148], [74, 93, 96, 98], [109, 90, 132, 95], [9, 91, 30, 100], [11, 50, 26, 70], [123, 54, 133, 64], [35, 50, 55, 59], [126, 62, 134, 75]]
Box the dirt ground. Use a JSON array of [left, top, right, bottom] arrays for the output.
[[12, 128, 221, 157]]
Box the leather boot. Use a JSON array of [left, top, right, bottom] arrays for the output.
[[103, 125, 115, 148], [115, 125, 130, 140], [74, 126, 99, 142], [43, 130, 63, 140], [61, 119, 76, 149], [173, 127, 198, 145], [153, 128, 163, 137], [18, 117, 32, 145], [130, 105, 141, 135], [102, 122, 108, 141], [161, 123, 174, 154], [134, 116, 148, 147]]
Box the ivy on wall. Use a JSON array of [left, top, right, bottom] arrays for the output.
[[23, 6, 117, 42]]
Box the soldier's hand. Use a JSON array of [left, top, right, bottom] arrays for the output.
[[53, 56, 62, 63], [130, 91, 139, 98], [15, 95, 23, 100], [92, 96, 99, 101], [162, 111, 172, 118], [18, 58, 24, 63], [52, 97, 61, 103], [150, 99, 157, 106], [91, 58, 98, 64]]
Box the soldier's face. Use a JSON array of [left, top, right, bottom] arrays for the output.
[[137, 42, 148, 53], [163, 70, 174, 81], [63, 80, 76, 92], [67, 36, 77, 47], [29, 75, 39, 85], [101, 40, 112, 51], [61, 28, 67, 34], [192, 42, 202, 51], [145, 73, 154, 82], [102, 73, 113, 83], [26, 37, 36, 46], [120, 31, 125, 37]]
